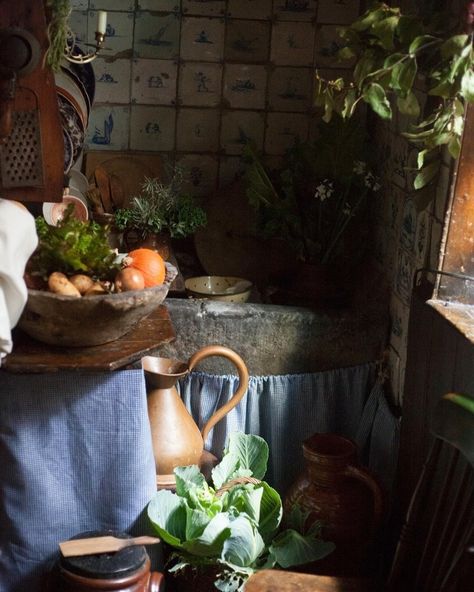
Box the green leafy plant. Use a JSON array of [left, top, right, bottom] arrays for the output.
[[30, 206, 119, 280], [45, 0, 72, 72], [114, 170, 207, 240], [243, 117, 380, 265], [314, 2, 474, 191], [147, 432, 334, 592]]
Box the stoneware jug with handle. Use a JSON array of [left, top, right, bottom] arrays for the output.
[[142, 345, 249, 489]]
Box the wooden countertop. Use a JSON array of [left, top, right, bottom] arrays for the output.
[[3, 305, 175, 373]]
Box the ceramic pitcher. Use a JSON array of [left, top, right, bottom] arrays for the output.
[[142, 345, 249, 488]]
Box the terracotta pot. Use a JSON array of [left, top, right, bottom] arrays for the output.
[[284, 433, 384, 577]]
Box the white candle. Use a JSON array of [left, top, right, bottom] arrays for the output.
[[97, 11, 107, 35]]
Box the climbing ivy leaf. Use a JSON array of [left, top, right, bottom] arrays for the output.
[[414, 160, 440, 190], [363, 83, 392, 119]]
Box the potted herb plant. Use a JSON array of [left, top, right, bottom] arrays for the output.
[[147, 432, 335, 592], [242, 117, 381, 306], [114, 168, 207, 257]]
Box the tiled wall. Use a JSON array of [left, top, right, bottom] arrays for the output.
[[71, 0, 361, 195]]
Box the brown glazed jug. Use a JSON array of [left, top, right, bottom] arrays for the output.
[[44, 531, 164, 592], [284, 433, 384, 577], [142, 345, 249, 489]]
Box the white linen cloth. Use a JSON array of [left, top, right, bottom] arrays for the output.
[[0, 199, 38, 360]]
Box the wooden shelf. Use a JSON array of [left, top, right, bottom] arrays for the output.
[[3, 306, 175, 373]]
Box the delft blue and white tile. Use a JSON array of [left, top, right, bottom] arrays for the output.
[[273, 0, 317, 22], [93, 58, 131, 104], [434, 163, 452, 222], [69, 10, 88, 47], [265, 112, 309, 155], [227, 0, 272, 20], [71, 0, 89, 10], [182, 0, 226, 17], [178, 62, 223, 107], [400, 198, 417, 253], [414, 208, 431, 269], [176, 108, 220, 152], [218, 155, 246, 187], [220, 110, 265, 155], [316, 0, 360, 25], [86, 105, 130, 150], [268, 67, 312, 112], [389, 293, 409, 362], [225, 20, 271, 63], [180, 17, 225, 62], [314, 25, 354, 69], [176, 154, 219, 196], [131, 59, 178, 105], [134, 12, 180, 59], [138, 0, 181, 11], [270, 21, 315, 66], [391, 135, 410, 190], [223, 64, 267, 110], [87, 11, 134, 55], [395, 248, 415, 305], [130, 105, 176, 151], [90, 0, 134, 10], [386, 188, 404, 235]]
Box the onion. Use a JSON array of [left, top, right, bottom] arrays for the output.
[[115, 268, 146, 292]]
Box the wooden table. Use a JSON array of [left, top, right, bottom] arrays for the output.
[[3, 305, 175, 373]]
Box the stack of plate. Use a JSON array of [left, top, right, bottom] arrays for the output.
[[55, 52, 95, 174]]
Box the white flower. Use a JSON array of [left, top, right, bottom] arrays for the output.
[[353, 160, 366, 175], [314, 179, 334, 202], [364, 172, 381, 191]]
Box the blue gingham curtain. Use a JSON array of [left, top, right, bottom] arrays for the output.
[[179, 363, 399, 495]]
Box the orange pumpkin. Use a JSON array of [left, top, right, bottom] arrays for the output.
[[124, 248, 166, 287]]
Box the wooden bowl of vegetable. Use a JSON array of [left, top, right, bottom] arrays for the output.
[[19, 211, 177, 347]]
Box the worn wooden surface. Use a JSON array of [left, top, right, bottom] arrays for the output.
[[244, 570, 374, 592], [3, 306, 175, 373]]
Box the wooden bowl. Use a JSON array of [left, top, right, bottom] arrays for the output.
[[18, 265, 177, 347], [185, 276, 253, 303]]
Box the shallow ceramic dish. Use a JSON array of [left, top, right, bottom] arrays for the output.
[[43, 191, 89, 226], [185, 276, 253, 303], [18, 264, 177, 347]]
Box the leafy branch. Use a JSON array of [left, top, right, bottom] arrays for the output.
[[314, 2, 474, 191]]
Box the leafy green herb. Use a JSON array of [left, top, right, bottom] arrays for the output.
[[45, 0, 72, 72], [314, 2, 474, 192], [147, 433, 334, 592], [30, 206, 119, 280]]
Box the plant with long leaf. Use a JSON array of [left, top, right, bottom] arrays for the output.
[[314, 2, 474, 191], [147, 432, 335, 592]]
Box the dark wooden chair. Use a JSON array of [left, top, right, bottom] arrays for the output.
[[245, 392, 474, 592]]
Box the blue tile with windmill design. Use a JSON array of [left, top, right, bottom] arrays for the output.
[[130, 105, 176, 151], [94, 58, 131, 104], [180, 16, 225, 62], [220, 110, 265, 154], [176, 153, 219, 196], [178, 62, 223, 107], [273, 0, 317, 21], [86, 105, 130, 150], [268, 67, 313, 112], [395, 248, 415, 305], [316, 0, 360, 25], [225, 19, 271, 63], [182, 0, 226, 17], [132, 59, 178, 105], [176, 108, 220, 152], [227, 0, 272, 20], [87, 10, 134, 54], [265, 112, 309, 154], [271, 21, 315, 66], [223, 64, 268, 109], [134, 11, 180, 59]]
